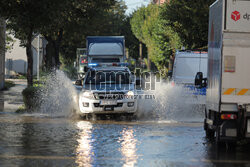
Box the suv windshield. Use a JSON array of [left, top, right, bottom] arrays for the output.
[[85, 70, 132, 85]]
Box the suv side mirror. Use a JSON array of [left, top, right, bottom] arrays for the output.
[[195, 72, 203, 86], [75, 79, 83, 86], [195, 72, 207, 88]]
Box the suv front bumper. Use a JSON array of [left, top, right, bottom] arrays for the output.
[[78, 97, 137, 114]]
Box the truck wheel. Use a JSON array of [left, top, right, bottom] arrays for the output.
[[206, 129, 215, 139], [204, 120, 215, 139], [215, 127, 221, 144]]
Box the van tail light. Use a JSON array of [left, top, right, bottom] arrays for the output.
[[221, 114, 237, 120]]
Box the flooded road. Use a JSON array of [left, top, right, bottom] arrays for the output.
[[1, 80, 250, 167]]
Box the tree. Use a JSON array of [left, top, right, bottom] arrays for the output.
[[120, 15, 147, 61], [59, 0, 130, 66], [161, 0, 214, 49], [130, 4, 181, 72], [5, 31, 15, 52], [0, 0, 58, 86], [41, 0, 117, 70], [0, 0, 118, 85]]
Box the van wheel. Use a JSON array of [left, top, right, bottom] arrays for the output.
[[204, 119, 215, 139]]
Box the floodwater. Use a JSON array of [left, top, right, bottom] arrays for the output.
[[1, 80, 250, 167]]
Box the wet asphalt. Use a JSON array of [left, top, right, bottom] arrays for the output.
[[1, 80, 250, 167]]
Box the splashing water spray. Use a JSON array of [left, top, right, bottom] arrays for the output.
[[136, 81, 205, 123], [37, 70, 78, 117], [36, 71, 204, 122]]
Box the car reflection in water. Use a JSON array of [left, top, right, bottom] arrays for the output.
[[75, 121, 94, 167], [118, 128, 138, 167]]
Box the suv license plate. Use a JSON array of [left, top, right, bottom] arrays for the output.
[[100, 100, 117, 105], [104, 106, 114, 111]]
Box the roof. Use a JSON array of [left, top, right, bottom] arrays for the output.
[[89, 66, 130, 72], [176, 51, 208, 58]]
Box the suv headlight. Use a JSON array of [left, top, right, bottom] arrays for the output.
[[81, 91, 95, 99], [126, 91, 134, 99], [126, 91, 134, 96]]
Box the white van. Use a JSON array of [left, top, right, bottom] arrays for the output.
[[172, 51, 208, 85], [171, 51, 208, 104]]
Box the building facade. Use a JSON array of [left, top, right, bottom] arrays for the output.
[[5, 34, 47, 78], [0, 18, 5, 89]]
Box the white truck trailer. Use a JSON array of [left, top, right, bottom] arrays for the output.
[[197, 0, 250, 143]]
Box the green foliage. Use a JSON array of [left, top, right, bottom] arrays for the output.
[[130, 4, 181, 71], [0, 0, 141, 78], [22, 85, 41, 110], [49, 0, 134, 68], [161, 0, 214, 49], [17, 75, 27, 79], [16, 105, 27, 113], [0, 0, 63, 86], [41, 0, 118, 68], [120, 15, 147, 60], [2, 80, 15, 90], [5, 31, 15, 52], [60, 64, 77, 80]]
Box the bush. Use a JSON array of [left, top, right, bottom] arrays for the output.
[[22, 86, 41, 110], [16, 105, 27, 113], [1, 80, 15, 90]]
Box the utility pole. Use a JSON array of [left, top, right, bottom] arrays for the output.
[[139, 42, 142, 67], [37, 34, 40, 81], [139, 42, 142, 65]]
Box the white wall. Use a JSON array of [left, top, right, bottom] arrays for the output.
[[5, 37, 27, 76], [5, 34, 46, 77]]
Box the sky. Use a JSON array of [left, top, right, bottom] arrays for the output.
[[124, 0, 150, 15]]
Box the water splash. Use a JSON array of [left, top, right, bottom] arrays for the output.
[[35, 71, 204, 121], [136, 82, 205, 122], [37, 70, 78, 117]]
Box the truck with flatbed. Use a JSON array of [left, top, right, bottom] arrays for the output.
[[196, 0, 250, 143], [76, 48, 88, 79], [86, 36, 126, 65]]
